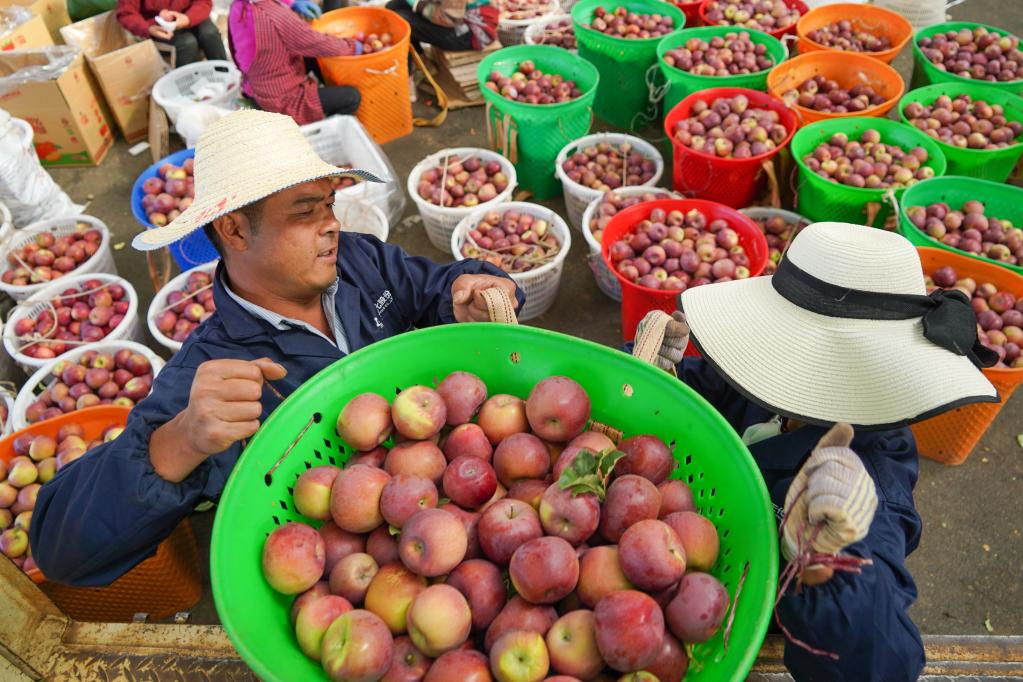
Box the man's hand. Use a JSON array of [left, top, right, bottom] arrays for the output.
[[150, 358, 286, 483], [451, 275, 519, 322], [148, 24, 173, 40], [635, 310, 689, 371]]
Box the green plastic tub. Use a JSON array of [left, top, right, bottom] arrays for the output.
[[211, 323, 779, 682], [911, 22, 1023, 95], [791, 116, 948, 228], [657, 26, 787, 115], [899, 175, 1023, 276], [477, 44, 599, 200], [898, 82, 1023, 183], [572, 0, 686, 130]]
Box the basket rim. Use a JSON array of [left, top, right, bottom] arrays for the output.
[[571, 0, 687, 44], [309, 8, 412, 59], [794, 2, 913, 55], [405, 147, 518, 216], [450, 200, 573, 281], [477, 44, 601, 111], [146, 260, 220, 352], [656, 24, 787, 82], [498, 0, 561, 28], [912, 21, 1023, 87], [580, 186, 682, 253], [130, 148, 197, 229], [0, 215, 112, 296], [554, 132, 666, 198], [152, 59, 241, 104], [698, 0, 807, 39]]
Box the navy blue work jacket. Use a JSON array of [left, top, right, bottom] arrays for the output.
[[30, 232, 521, 587]]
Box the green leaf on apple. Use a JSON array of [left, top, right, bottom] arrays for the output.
[[557, 447, 625, 501]]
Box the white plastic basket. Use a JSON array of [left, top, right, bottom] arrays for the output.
[[11, 340, 165, 432], [0, 200, 12, 246], [873, 0, 961, 28], [1, 389, 13, 436], [152, 60, 241, 125], [498, 0, 561, 46], [336, 200, 390, 242], [580, 187, 679, 302], [0, 215, 116, 301], [301, 115, 406, 227], [407, 147, 517, 251], [3, 272, 141, 375], [451, 201, 571, 320], [739, 206, 810, 275], [555, 133, 665, 233], [147, 260, 219, 355], [523, 13, 576, 52]]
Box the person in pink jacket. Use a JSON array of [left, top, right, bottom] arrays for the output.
[[117, 0, 227, 65]]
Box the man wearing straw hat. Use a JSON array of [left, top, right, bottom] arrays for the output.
[[636, 222, 998, 680], [30, 110, 522, 585]]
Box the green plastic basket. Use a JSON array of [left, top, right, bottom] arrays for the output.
[[791, 117, 948, 228], [657, 26, 787, 115], [911, 22, 1023, 96], [477, 45, 599, 200], [898, 175, 1023, 276], [897, 83, 1023, 183], [211, 324, 778, 682], [572, 0, 686, 130]]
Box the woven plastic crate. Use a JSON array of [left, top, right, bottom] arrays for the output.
[[451, 201, 572, 320], [911, 22, 1023, 96], [210, 322, 778, 682], [498, 0, 562, 46], [791, 117, 947, 227], [407, 147, 517, 251], [524, 13, 577, 52], [794, 2, 913, 64], [699, 0, 808, 39], [152, 60, 241, 126], [571, 0, 687, 130], [146, 260, 219, 355], [555, 132, 665, 231], [478, 45, 599, 200]]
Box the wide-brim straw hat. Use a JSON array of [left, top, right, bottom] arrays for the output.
[[680, 221, 999, 430], [132, 110, 381, 251]]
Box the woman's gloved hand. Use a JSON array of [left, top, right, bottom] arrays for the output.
[[291, 0, 322, 19], [634, 310, 689, 372], [781, 423, 879, 564]]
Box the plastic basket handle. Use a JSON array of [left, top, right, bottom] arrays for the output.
[[763, 158, 781, 209], [480, 286, 518, 325], [411, 49, 449, 129], [631, 310, 678, 378], [147, 248, 173, 293]]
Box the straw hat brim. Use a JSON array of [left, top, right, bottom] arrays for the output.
[[681, 276, 1000, 430], [132, 165, 381, 251]]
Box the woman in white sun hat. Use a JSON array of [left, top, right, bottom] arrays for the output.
[[635, 221, 998, 681]]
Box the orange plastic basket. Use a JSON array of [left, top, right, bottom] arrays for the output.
[[0, 406, 203, 622], [911, 248, 1023, 466], [766, 50, 905, 126], [312, 8, 413, 144], [795, 3, 913, 64]]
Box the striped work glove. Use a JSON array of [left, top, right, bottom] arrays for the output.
[[781, 423, 878, 561], [633, 310, 689, 372]]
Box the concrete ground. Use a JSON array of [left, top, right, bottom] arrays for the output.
[[33, 0, 1022, 639]]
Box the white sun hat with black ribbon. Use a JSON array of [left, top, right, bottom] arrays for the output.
[[679, 221, 999, 430], [132, 110, 382, 251]]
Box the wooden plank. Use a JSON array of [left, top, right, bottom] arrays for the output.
[[0, 557, 69, 676]]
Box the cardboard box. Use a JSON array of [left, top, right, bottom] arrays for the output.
[[0, 9, 53, 50], [60, 11, 167, 141], [0, 50, 114, 165], [0, 0, 70, 43]]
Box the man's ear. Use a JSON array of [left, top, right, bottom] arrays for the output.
[[211, 211, 252, 254]]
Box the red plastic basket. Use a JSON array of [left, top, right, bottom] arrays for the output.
[[698, 0, 808, 39], [663, 87, 796, 208], [670, 0, 703, 26], [601, 198, 768, 341]]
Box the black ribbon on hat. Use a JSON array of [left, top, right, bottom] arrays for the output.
[[770, 257, 999, 370]]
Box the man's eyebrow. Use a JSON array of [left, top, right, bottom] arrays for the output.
[[291, 192, 333, 207]]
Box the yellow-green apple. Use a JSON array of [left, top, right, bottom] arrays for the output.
[[477, 394, 528, 445], [367, 525, 400, 566], [525, 377, 591, 443], [593, 590, 664, 672], [337, 392, 393, 451], [0, 482, 17, 508], [478, 499, 543, 566], [36, 457, 57, 484], [577, 546, 634, 608], [538, 484, 599, 546], [365, 563, 427, 634], [0, 509, 12, 531], [545, 610, 604, 679], [617, 673, 658, 681], [447, 559, 508, 631], [443, 456, 498, 509], [330, 464, 391, 533], [618, 519, 686, 592], [437, 371, 488, 425], [407, 584, 472, 656], [439, 503, 483, 560], [657, 480, 695, 517], [392, 385, 447, 440], [493, 434, 550, 488], [319, 521, 366, 577], [509, 537, 580, 604], [661, 512, 719, 572], [6, 457, 38, 488], [642, 632, 688, 682], [0, 527, 28, 558], [381, 475, 439, 528], [442, 423, 493, 463], [291, 581, 331, 624], [614, 435, 673, 485], [321, 609, 394, 681], [330, 552, 379, 604], [507, 479, 549, 512], [489, 630, 550, 682], [28, 435, 56, 462], [664, 572, 728, 643], [11, 483, 39, 515], [296, 594, 353, 660], [484, 596, 558, 651], [294, 465, 341, 521], [425, 649, 493, 682], [385, 441, 447, 485], [399, 509, 467, 577], [552, 431, 615, 481], [382, 635, 432, 682], [262, 522, 326, 594], [599, 475, 661, 543], [14, 511, 30, 531]]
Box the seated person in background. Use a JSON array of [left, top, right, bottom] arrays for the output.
[[634, 221, 999, 681], [385, 0, 498, 54], [116, 0, 227, 66], [228, 0, 361, 123]]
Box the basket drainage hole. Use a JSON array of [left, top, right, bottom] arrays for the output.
[[272, 515, 281, 526], [710, 487, 716, 498], [303, 461, 312, 470], [264, 474, 273, 487], [510, 352, 520, 364], [622, 383, 633, 397], [312, 412, 322, 423], [684, 454, 692, 465], [279, 500, 288, 511]]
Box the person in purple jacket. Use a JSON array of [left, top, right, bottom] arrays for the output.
[[29, 110, 522, 586]]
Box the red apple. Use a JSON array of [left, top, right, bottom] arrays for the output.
[[538, 484, 599, 546], [477, 394, 529, 445], [510, 536, 580, 605], [593, 591, 664, 672], [437, 371, 488, 425], [350, 446, 388, 468], [329, 552, 379, 604], [446, 559, 507, 631], [381, 475, 439, 528], [425, 649, 492, 682], [546, 610, 604, 680], [664, 572, 728, 644], [399, 508, 467, 577], [439, 503, 483, 560], [662, 511, 719, 572], [618, 519, 686, 592], [599, 475, 661, 543], [642, 632, 688, 682], [321, 609, 394, 681], [485, 596, 558, 651], [392, 385, 447, 440], [337, 392, 393, 451], [614, 435, 673, 485], [262, 522, 326, 594], [295, 594, 353, 660], [553, 431, 616, 481], [478, 499, 543, 566], [367, 525, 401, 566], [291, 581, 331, 624], [658, 480, 695, 517], [507, 479, 549, 512], [382, 636, 433, 682], [330, 464, 390, 532], [385, 440, 447, 485], [493, 433, 550, 488], [443, 456, 498, 509], [407, 584, 473, 657], [525, 377, 591, 443], [318, 521, 366, 577], [577, 546, 634, 608], [365, 563, 428, 634], [442, 423, 494, 462]]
